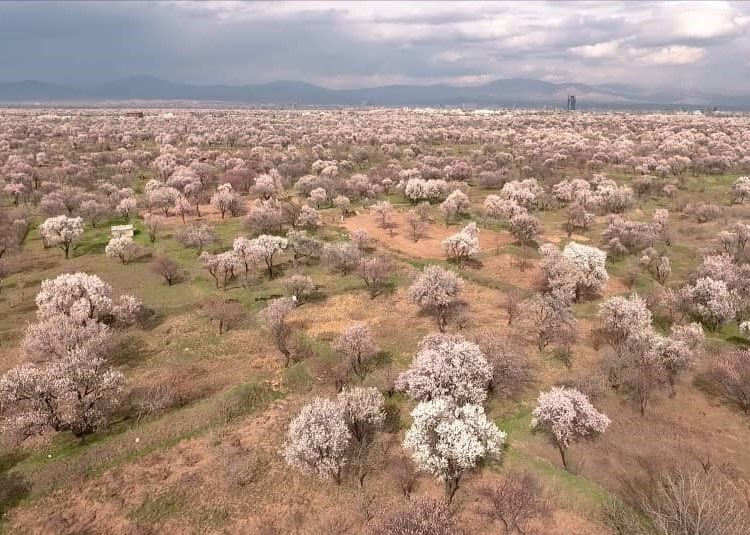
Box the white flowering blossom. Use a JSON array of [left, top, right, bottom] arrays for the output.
[[561, 241, 609, 298], [440, 189, 470, 223], [396, 333, 492, 405], [105, 235, 137, 264], [484, 194, 527, 220], [500, 179, 544, 209], [210, 183, 242, 218], [731, 176, 750, 204], [337, 387, 385, 446], [686, 277, 740, 330], [403, 398, 505, 500], [21, 314, 113, 362], [0, 347, 125, 440], [115, 197, 137, 218], [408, 265, 464, 332], [442, 222, 480, 262], [531, 387, 610, 469], [283, 398, 351, 482], [296, 204, 321, 229], [199, 250, 240, 288], [335, 323, 378, 379], [538, 242, 608, 302], [247, 234, 288, 277], [39, 215, 84, 258], [597, 294, 653, 347], [36, 272, 114, 322], [404, 178, 449, 203], [113, 294, 146, 327]]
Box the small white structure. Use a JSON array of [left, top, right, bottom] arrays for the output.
[[111, 224, 134, 238]]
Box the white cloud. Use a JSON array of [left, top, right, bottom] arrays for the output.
[[434, 51, 462, 63], [636, 45, 706, 65], [570, 39, 624, 59]]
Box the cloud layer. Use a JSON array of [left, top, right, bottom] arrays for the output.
[[1, 1, 749, 92]]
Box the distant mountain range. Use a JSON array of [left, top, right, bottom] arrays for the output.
[[0, 75, 747, 109]]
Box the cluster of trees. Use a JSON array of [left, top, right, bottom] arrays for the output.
[[3, 108, 750, 531], [0, 273, 146, 440]]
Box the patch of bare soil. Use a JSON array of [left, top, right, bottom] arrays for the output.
[[602, 275, 629, 297], [479, 254, 541, 290], [340, 211, 514, 260], [540, 230, 591, 245]]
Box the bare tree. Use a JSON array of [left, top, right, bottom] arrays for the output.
[[622, 460, 750, 535], [475, 331, 535, 400], [479, 471, 552, 535], [391, 455, 419, 500], [335, 324, 378, 380], [259, 298, 296, 367], [371, 497, 461, 535], [203, 296, 244, 334], [708, 349, 750, 414], [359, 255, 394, 298], [143, 213, 164, 243], [405, 208, 427, 241], [151, 254, 183, 286], [502, 288, 523, 326]]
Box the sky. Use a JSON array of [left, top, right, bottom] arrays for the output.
[[1, 1, 749, 93]]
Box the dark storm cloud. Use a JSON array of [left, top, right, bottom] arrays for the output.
[[0, 1, 748, 92]]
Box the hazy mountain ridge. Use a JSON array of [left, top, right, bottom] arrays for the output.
[[0, 75, 746, 108]]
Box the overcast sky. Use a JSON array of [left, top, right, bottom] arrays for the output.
[[1, 1, 749, 93]]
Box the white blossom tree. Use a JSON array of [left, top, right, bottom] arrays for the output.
[[597, 294, 653, 348], [337, 387, 385, 446], [531, 387, 610, 470], [396, 333, 492, 405], [408, 265, 464, 332], [199, 250, 239, 289], [283, 398, 351, 483], [35, 272, 114, 322], [403, 398, 505, 502], [0, 347, 125, 440], [177, 221, 217, 251], [441, 189, 470, 225], [105, 236, 137, 264], [731, 176, 750, 204], [282, 274, 316, 303], [686, 277, 740, 330], [21, 315, 113, 362], [248, 234, 288, 278], [296, 204, 321, 229], [115, 197, 138, 219], [143, 213, 164, 243], [540, 242, 609, 302], [442, 222, 480, 264], [509, 213, 541, 245], [210, 183, 242, 219], [39, 215, 84, 259]]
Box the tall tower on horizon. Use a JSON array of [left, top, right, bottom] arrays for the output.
[[567, 94, 576, 111]]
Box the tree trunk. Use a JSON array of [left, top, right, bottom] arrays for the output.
[[444, 476, 460, 503], [556, 440, 568, 471]]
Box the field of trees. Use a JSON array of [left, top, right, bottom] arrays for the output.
[[2, 108, 750, 534]]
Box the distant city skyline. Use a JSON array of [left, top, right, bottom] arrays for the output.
[[1, 1, 749, 94]]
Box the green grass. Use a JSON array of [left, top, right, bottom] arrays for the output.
[[493, 406, 616, 511]]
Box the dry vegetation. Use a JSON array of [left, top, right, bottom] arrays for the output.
[[1, 107, 750, 534]]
